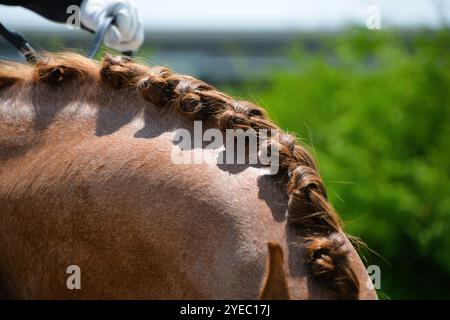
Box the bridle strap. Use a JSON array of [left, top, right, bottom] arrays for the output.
[[0, 16, 132, 64], [0, 22, 38, 63], [87, 15, 112, 59]]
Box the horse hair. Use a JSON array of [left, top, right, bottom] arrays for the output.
[[0, 52, 360, 299]]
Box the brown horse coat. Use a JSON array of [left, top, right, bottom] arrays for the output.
[[0, 54, 377, 299]]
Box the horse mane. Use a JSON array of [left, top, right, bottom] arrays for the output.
[[0, 52, 360, 299]]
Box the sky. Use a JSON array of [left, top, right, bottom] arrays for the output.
[[0, 0, 449, 31]]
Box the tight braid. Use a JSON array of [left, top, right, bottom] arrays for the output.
[[24, 53, 360, 299]]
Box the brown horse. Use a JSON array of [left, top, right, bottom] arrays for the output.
[[0, 53, 377, 299]]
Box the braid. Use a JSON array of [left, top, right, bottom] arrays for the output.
[[25, 53, 361, 299], [100, 54, 360, 299]]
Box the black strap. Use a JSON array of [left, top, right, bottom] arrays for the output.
[[0, 22, 38, 63], [0, 17, 133, 63]]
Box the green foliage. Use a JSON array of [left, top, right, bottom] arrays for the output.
[[245, 28, 450, 299]]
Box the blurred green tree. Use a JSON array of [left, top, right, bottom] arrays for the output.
[[246, 28, 450, 299]]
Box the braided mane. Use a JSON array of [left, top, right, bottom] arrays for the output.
[[0, 53, 360, 299]]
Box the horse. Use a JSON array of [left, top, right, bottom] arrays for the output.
[[0, 53, 377, 299]]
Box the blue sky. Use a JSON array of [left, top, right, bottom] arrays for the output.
[[1, 0, 449, 31]]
